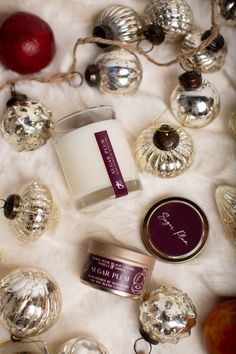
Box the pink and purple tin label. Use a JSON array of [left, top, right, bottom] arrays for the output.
[[95, 130, 128, 198], [81, 253, 148, 296]]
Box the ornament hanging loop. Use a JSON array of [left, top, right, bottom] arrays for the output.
[[134, 338, 152, 354], [137, 40, 154, 54], [10, 82, 16, 97], [68, 71, 84, 88], [0, 199, 6, 209], [180, 59, 195, 72]]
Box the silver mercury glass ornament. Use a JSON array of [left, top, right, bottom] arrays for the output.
[[215, 185, 236, 246], [217, 0, 236, 24], [85, 47, 142, 95], [171, 71, 220, 128], [0, 267, 62, 338], [0, 88, 53, 152], [228, 111, 236, 139], [56, 337, 109, 354], [138, 285, 197, 346], [144, 0, 193, 41], [136, 123, 194, 177], [2, 181, 59, 242], [182, 29, 227, 73]]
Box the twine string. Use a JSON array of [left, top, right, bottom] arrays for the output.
[[0, 0, 219, 93]]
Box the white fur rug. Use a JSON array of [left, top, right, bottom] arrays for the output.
[[0, 0, 235, 353]]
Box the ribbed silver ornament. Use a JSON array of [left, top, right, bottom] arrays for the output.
[[182, 30, 227, 73], [96, 5, 143, 43], [0, 267, 62, 338], [95, 48, 142, 95], [144, 0, 193, 40], [56, 337, 109, 354], [229, 111, 236, 139]]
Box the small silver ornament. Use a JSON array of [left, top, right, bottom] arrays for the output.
[[136, 123, 194, 177], [1, 91, 53, 152], [2, 181, 59, 242], [228, 111, 236, 139], [182, 29, 227, 73], [217, 0, 236, 23], [56, 337, 109, 354], [139, 285, 197, 344], [92, 5, 143, 47], [144, 0, 193, 41], [215, 185, 236, 246], [85, 48, 142, 95], [171, 71, 220, 128], [0, 267, 62, 338]]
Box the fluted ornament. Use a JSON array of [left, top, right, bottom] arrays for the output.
[[139, 285, 197, 344], [171, 71, 220, 128], [228, 111, 236, 139], [0, 268, 62, 338], [85, 48, 142, 95], [144, 0, 193, 41], [182, 29, 227, 73], [1, 92, 53, 152], [56, 337, 109, 354], [3, 181, 59, 242], [136, 124, 194, 177], [92, 5, 143, 47], [215, 185, 236, 246]]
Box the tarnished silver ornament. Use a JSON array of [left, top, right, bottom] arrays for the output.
[[0, 267, 62, 338], [171, 71, 220, 128], [1, 93, 53, 152], [182, 29, 227, 73], [139, 285, 197, 344], [215, 185, 236, 246], [144, 0, 193, 41], [136, 123, 194, 177], [3, 181, 59, 242], [56, 337, 109, 354], [92, 5, 143, 47], [228, 111, 236, 139], [85, 48, 142, 95]]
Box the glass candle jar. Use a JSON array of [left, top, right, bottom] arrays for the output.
[[54, 106, 141, 211]]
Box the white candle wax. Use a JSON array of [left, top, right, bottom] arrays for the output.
[[55, 119, 141, 210]]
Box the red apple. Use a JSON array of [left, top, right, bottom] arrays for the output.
[[204, 299, 236, 354], [0, 11, 56, 74]]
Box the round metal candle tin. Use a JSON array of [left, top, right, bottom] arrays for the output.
[[142, 197, 209, 262], [80, 240, 155, 299]]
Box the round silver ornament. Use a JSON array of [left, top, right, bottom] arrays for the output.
[[136, 124, 194, 177], [215, 185, 236, 246], [171, 71, 220, 128], [56, 337, 109, 354], [1, 93, 53, 152], [3, 181, 59, 242], [85, 48, 142, 95], [229, 111, 236, 139], [144, 0, 193, 41], [0, 267, 62, 338], [182, 29, 227, 73], [92, 5, 143, 47], [139, 285, 197, 344], [217, 0, 236, 23]]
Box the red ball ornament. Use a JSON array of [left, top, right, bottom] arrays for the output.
[[204, 300, 236, 354], [0, 11, 56, 74]]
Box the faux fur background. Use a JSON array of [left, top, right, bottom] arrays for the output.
[[0, 0, 235, 353]]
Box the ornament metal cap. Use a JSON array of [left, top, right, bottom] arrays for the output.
[[179, 71, 202, 90], [153, 124, 180, 151], [85, 64, 101, 87], [143, 24, 165, 45], [3, 194, 21, 220], [139, 325, 159, 345], [7, 94, 28, 107], [92, 25, 113, 48], [201, 30, 225, 52]]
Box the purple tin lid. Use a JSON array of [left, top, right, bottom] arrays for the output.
[[142, 197, 209, 263]]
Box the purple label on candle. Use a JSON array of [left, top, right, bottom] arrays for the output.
[[95, 130, 128, 198], [148, 201, 204, 257], [81, 253, 147, 296]]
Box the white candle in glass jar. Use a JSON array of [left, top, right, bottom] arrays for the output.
[[54, 107, 141, 211]]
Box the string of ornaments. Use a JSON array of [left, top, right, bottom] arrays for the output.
[[0, 0, 235, 354]]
